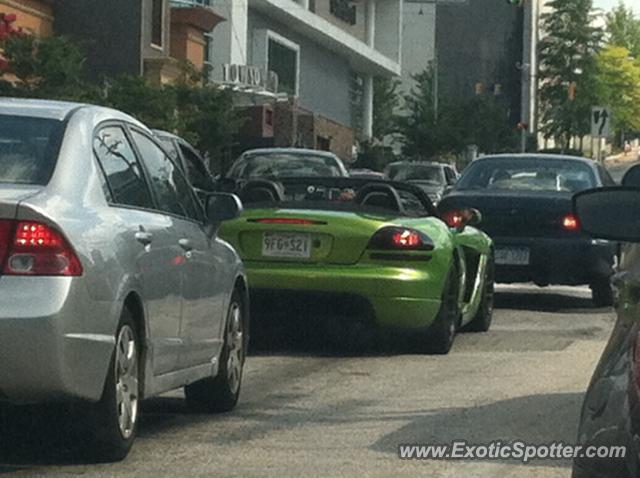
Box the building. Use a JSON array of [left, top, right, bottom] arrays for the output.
[[0, 0, 54, 37], [207, 0, 403, 161], [397, 0, 542, 152], [435, 0, 542, 142], [55, 0, 225, 84], [2, 0, 403, 162]]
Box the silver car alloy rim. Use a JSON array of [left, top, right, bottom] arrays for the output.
[[226, 303, 244, 395], [115, 325, 139, 439]]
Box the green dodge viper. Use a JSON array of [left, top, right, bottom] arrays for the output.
[[218, 177, 494, 354]]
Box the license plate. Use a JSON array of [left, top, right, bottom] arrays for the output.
[[262, 233, 311, 258], [495, 247, 530, 265]]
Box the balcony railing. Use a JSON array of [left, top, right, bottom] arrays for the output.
[[170, 0, 212, 8]]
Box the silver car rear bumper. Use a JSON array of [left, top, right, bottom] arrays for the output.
[[0, 276, 115, 404]]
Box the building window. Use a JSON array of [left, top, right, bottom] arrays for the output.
[[268, 37, 298, 96], [151, 0, 164, 47], [330, 0, 356, 25], [204, 32, 214, 67], [317, 136, 331, 151]]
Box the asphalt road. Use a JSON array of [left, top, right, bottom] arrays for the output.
[[0, 284, 615, 478]]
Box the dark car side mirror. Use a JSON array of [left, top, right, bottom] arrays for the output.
[[574, 187, 640, 242], [622, 165, 640, 187], [206, 193, 243, 224]]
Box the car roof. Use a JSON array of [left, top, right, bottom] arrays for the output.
[[242, 148, 341, 159], [474, 153, 595, 166], [386, 161, 448, 168], [0, 97, 147, 127]]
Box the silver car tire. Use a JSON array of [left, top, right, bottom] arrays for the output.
[[185, 289, 245, 413], [85, 309, 140, 462]]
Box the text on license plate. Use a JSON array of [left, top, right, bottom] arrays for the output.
[[262, 233, 311, 258], [495, 247, 530, 265]]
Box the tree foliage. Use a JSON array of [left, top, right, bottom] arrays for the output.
[[538, 0, 602, 146], [372, 76, 401, 141], [397, 66, 517, 158], [606, 2, 640, 58], [595, 44, 640, 137], [0, 30, 241, 173]]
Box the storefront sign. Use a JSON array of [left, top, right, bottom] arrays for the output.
[[212, 64, 279, 95]]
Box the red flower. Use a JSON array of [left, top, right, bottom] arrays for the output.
[[4, 14, 17, 23]]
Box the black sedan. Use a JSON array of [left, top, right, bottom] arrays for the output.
[[571, 167, 640, 477], [439, 154, 617, 306]]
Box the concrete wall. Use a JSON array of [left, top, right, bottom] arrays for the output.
[[248, 9, 353, 129], [55, 0, 144, 78]]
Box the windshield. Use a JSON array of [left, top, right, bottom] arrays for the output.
[[393, 165, 446, 185], [0, 115, 64, 185], [456, 157, 597, 193], [228, 153, 344, 179]]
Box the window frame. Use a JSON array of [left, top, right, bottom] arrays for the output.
[[126, 125, 206, 225], [93, 121, 156, 213], [151, 0, 165, 49]]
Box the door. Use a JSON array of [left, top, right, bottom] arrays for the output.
[[129, 129, 226, 370], [94, 125, 183, 375]]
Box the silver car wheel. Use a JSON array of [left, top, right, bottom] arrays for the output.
[[226, 302, 244, 395], [115, 325, 139, 440]]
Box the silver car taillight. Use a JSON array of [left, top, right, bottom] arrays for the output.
[[1, 220, 83, 276]]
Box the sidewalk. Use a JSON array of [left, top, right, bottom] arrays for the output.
[[605, 147, 640, 164]]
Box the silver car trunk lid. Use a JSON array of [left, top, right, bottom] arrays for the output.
[[0, 185, 43, 218]]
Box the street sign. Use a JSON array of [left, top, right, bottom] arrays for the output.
[[591, 107, 611, 138]]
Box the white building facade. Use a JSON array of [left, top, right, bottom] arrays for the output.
[[208, 0, 403, 160]]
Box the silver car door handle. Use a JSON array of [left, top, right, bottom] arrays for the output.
[[134, 231, 153, 246], [179, 238, 194, 252]]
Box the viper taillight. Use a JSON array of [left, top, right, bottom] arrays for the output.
[[368, 227, 434, 251], [2, 221, 83, 276]]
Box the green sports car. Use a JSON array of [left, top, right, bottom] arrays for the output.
[[219, 177, 494, 353]]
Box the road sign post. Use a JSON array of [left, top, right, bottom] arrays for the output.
[[591, 106, 611, 163]]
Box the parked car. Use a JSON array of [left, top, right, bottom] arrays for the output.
[[226, 148, 349, 181], [219, 177, 494, 354], [384, 161, 459, 204], [571, 169, 640, 477], [348, 168, 385, 180], [0, 99, 248, 461], [438, 154, 617, 306], [153, 129, 216, 195]]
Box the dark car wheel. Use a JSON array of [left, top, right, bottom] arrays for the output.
[[84, 309, 140, 462], [426, 264, 460, 355], [591, 279, 614, 307], [463, 252, 495, 333], [185, 289, 245, 413]]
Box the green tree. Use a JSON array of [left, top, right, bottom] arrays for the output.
[[538, 0, 602, 148], [397, 66, 444, 158], [595, 44, 640, 141], [0, 34, 99, 101], [372, 76, 400, 140], [606, 2, 640, 58]]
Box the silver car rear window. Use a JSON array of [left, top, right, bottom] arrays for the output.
[[0, 115, 64, 185]]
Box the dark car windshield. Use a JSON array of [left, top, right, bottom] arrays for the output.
[[456, 157, 597, 193], [228, 153, 344, 179], [393, 164, 445, 185], [0, 115, 64, 185]]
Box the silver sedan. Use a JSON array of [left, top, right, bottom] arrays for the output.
[[0, 99, 248, 461]]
